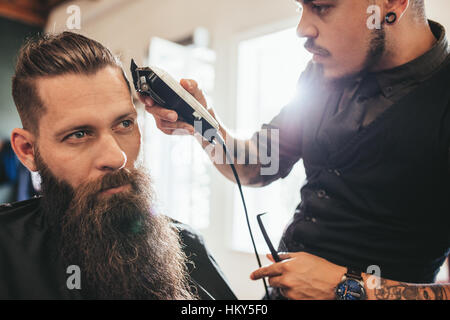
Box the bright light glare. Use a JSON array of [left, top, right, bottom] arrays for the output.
[[235, 27, 312, 137]]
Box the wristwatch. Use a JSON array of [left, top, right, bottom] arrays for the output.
[[335, 268, 366, 300]]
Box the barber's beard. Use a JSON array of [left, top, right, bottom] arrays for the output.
[[35, 150, 195, 300], [323, 27, 386, 90]]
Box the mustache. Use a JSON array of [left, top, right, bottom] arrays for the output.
[[75, 168, 137, 197], [304, 39, 331, 57], [67, 167, 150, 222], [100, 169, 133, 192]]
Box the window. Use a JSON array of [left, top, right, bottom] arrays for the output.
[[231, 27, 311, 253], [143, 37, 215, 229]]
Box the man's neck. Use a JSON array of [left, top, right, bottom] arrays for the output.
[[373, 19, 437, 72]]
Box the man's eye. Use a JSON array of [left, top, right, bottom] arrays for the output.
[[118, 119, 134, 129], [116, 119, 135, 132], [68, 131, 87, 139], [312, 4, 331, 15], [121, 120, 133, 128]]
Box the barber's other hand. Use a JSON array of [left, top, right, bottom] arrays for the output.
[[250, 252, 346, 300], [139, 79, 210, 136]]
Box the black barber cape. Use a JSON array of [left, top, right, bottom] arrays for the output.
[[0, 197, 237, 300]]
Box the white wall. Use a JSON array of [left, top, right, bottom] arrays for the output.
[[46, 0, 450, 299], [426, 0, 450, 32]]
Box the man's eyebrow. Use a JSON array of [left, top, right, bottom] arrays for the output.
[[113, 111, 138, 123], [55, 124, 94, 139], [55, 111, 138, 138]]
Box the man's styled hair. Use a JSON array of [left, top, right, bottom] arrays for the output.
[[12, 31, 129, 135]]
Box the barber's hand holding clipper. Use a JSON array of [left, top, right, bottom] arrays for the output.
[[139, 79, 214, 136]]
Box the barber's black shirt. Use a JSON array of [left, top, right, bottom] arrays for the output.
[[254, 20, 450, 296]]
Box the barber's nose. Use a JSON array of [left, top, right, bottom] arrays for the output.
[[94, 134, 127, 172], [296, 15, 318, 39]]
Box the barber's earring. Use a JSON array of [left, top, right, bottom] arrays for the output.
[[385, 12, 397, 24]]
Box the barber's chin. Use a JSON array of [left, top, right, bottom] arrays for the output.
[[321, 64, 357, 80], [312, 53, 329, 64], [319, 64, 343, 79]]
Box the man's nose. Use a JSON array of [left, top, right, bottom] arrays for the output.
[[296, 13, 318, 39], [94, 134, 127, 172]]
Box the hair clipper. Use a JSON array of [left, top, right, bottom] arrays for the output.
[[130, 59, 219, 143]]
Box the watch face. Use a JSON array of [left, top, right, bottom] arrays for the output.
[[335, 279, 366, 300]]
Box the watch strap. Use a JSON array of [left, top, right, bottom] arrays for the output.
[[345, 268, 363, 281]]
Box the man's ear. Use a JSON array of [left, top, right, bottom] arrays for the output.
[[10, 128, 38, 172], [384, 0, 410, 21]]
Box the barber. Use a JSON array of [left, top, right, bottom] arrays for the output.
[[141, 0, 450, 300]]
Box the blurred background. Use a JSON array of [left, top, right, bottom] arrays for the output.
[[0, 0, 449, 299]]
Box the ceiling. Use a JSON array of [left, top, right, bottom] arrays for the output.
[[0, 0, 73, 26]]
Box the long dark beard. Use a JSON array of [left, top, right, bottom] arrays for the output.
[[35, 150, 195, 300]]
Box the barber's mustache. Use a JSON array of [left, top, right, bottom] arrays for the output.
[[304, 39, 331, 57]]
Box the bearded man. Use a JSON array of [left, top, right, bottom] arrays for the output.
[[0, 31, 236, 300]]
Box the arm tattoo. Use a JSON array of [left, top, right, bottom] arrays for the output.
[[374, 279, 449, 300]]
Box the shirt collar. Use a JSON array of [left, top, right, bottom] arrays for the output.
[[375, 20, 449, 98]]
